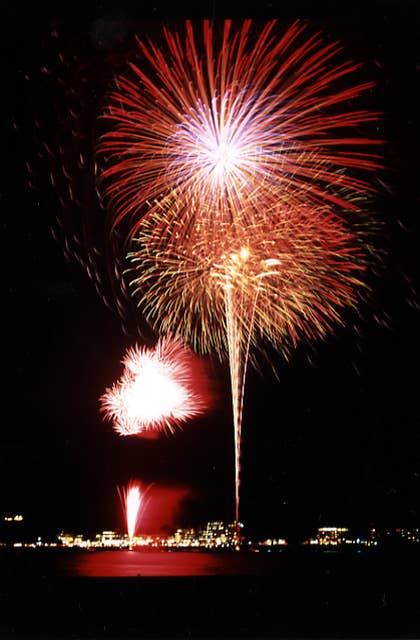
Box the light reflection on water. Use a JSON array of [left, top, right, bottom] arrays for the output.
[[59, 550, 278, 577]]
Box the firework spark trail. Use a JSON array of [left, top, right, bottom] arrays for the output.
[[99, 19, 381, 243], [100, 335, 210, 436], [224, 285, 257, 525], [215, 244, 260, 525], [118, 481, 147, 546], [126, 484, 141, 542], [224, 287, 242, 526]]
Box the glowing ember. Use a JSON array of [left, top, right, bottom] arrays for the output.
[[100, 335, 210, 436]]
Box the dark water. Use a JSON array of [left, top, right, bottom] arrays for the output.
[[1, 548, 420, 638], [75, 548, 264, 576], [6, 548, 286, 577]]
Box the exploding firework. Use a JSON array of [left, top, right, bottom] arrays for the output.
[[118, 481, 147, 545], [99, 19, 381, 242], [130, 207, 366, 357], [128, 206, 368, 521], [98, 18, 381, 522], [100, 335, 210, 436]]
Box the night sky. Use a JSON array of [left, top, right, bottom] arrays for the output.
[[2, 1, 419, 543]]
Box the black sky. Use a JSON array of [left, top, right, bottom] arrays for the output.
[[2, 0, 419, 541]]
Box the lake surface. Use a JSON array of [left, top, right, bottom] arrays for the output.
[[2, 548, 420, 637], [23, 548, 285, 577]]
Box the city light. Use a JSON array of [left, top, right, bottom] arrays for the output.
[[3, 515, 23, 522], [2, 519, 420, 551]]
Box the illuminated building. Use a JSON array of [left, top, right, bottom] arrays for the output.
[[164, 521, 242, 548], [95, 530, 124, 548], [58, 532, 76, 547], [1, 514, 25, 546], [303, 527, 349, 546], [198, 521, 243, 548], [259, 538, 288, 548], [58, 532, 92, 548], [172, 528, 198, 547], [397, 528, 420, 542], [317, 527, 349, 546], [381, 528, 420, 544], [131, 535, 154, 547], [303, 527, 378, 547]]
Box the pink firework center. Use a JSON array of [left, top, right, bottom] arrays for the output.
[[100, 336, 209, 436], [118, 366, 189, 422]]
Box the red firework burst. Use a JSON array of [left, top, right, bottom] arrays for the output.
[[100, 336, 210, 436], [99, 19, 381, 240]]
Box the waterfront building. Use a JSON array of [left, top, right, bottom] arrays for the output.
[[58, 532, 75, 547], [317, 527, 349, 546], [95, 530, 126, 548], [198, 521, 242, 548], [381, 527, 420, 544], [259, 538, 288, 547]]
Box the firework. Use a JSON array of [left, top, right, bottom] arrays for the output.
[[128, 206, 367, 521], [118, 481, 147, 545], [130, 207, 366, 357], [98, 19, 381, 522], [100, 335, 210, 436], [99, 19, 380, 241]]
